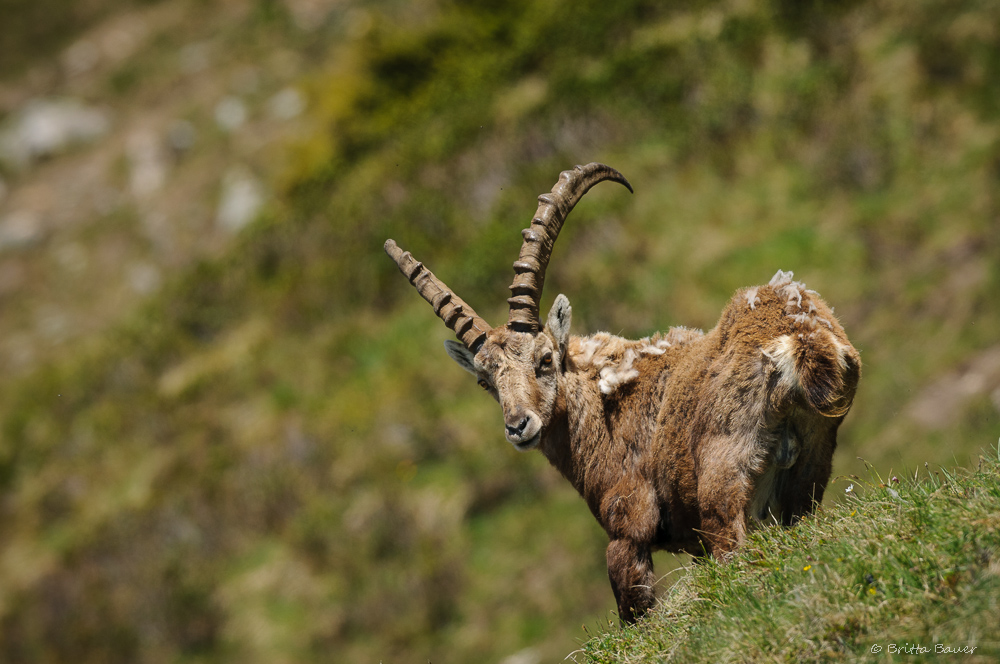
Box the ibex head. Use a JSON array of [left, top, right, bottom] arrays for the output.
[[385, 163, 632, 450]]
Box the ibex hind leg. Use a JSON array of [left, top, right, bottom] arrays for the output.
[[748, 416, 801, 524], [774, 419, 800, 469], [694, 434, 765, 558], [774, 412, 839, 524], [746, 408, 839, 527]]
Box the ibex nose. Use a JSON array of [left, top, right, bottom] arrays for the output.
[[503, 406, 529, 438], [506, 416, 528, 438], [504, 407, 541, 448]]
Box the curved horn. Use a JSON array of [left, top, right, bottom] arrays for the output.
[[507, 163, 632, 333], [384, 239, 492, 351]]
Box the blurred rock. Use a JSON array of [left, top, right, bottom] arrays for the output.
[[216, 168, 264, 233], [126, 129, 168, 199], [286, 0, 336, 31], [267, 87, 305, 120], [269, 49, 302, 78], [62, 40, 101, 78], [499, 647, 541, 664], [54, 242, 88, 275], [91, 185, 122, 216], [231, 67, 260, 95], [101, 21, 144, 62], [139, 210, 174, 256], [127, 261, 161, 295], [6, 334, 34, 370], [36, 306, 68, 342], [179, 41, 211, 74], [907, 345, 1000, 429], [0, 260, 25, 295], [0, 211, 44, 251], [214, 96, 247, 132], [167, 120, 197, 153], [0, 98, 111, 169], [346, 9, 374, 39]]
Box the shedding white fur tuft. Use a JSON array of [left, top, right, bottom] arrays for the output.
[[781, 283, 803, 309], [769, 270, 794, 287], [787, 312, 814, 328], [599, 349, 640, 395], [639, 334, 673, 355], [745, 287, 760, 310], [575, 337, 606, 367]]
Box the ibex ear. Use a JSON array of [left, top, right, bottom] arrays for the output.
[[546, 294, 572, 353], [444, 340, 478, 376]]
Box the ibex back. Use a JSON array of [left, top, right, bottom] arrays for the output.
[[384, 163, 860, 623]]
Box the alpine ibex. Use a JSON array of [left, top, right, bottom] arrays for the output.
[[384, 163, 860, 623]]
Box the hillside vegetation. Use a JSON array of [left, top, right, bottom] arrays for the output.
[[1, 0, 999, 662], [579, 450, 1000, 663]]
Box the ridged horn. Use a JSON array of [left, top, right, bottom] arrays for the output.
[[384, 239, 492, 351], [507, 163, 632, 333]]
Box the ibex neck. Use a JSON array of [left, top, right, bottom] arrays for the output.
[[539, 332, 683, 500]]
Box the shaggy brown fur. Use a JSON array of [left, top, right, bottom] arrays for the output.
[[385, 164, 860, 624]]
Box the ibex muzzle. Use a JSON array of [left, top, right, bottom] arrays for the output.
[[385, 163, 860, 624]]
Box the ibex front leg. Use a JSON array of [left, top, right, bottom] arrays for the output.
[[601, 478, 659, 623], [606, 539, 655, 624]]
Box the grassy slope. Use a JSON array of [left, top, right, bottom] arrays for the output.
[[579, 450, 1000, 663], [1, 0, 1000, 662]]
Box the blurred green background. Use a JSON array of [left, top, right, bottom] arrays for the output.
[[0, 0, 998, 661]]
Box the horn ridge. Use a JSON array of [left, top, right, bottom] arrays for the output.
[[507, 163, 632, 333], [384, 239, 491, 351]]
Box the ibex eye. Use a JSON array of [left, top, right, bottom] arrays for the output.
[[541, 353, 553, 367], [477, 379, 490, 390]]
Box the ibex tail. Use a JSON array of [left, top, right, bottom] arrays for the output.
[[759, 270, 861, 419]]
